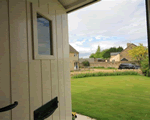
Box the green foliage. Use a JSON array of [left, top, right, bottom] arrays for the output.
[[91, 66, 117, 70], [72, 116, 75, 120], [89, 53, 95, 58], [140, 56, 150, 77], [117, 46, 124, 51], [92, 66, 105, 69], [82, 60, 90, 66], [71, 71, 140, 79], [102, 46, 123, 58], [96, 45, 101, 53], [102, 50, 110, 58], [128, 43, 148, 64], [89, 46, 123, 59], [95, 45, 102, 58], [107, 67, 116, 69]]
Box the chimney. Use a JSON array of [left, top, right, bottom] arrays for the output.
[[127, 43, 132, 47]]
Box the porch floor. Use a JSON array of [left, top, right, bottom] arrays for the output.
[[76, 113, 96, 120]]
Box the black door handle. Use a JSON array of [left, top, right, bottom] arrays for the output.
[[0, 101, 18, 112], [34, 97, 58, 120]]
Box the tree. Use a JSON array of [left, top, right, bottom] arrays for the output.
[[89, 53, 95, 58], [89, 45, 102, 58], [102, 46, 123, 58], [96, 45, 101, 53], [89, 46, 123, 59], [128, 43, 148, 64], [117, 46, 123, 52], [102, 50, 110, 58], [95, 45, 101, 58], [82, 60, 90, 66], [140, 56, 150, 77]]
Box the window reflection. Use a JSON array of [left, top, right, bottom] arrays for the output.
[[37, 13, 52, 55]]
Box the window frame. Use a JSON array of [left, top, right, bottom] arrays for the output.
[[32, 4, 56, 60], [74, 53, 77, 57]]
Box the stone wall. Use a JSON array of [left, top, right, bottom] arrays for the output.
[[79, 58, 94, 63], [79, 61, 139, 68]]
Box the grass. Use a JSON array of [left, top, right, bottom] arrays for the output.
[[71, 76, 150, 120], [71, 71, 140, 79]]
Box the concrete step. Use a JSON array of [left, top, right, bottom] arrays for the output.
[[76, 113, 96, 120]]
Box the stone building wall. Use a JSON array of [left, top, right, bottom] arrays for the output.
[[120, 44, 136, 61]]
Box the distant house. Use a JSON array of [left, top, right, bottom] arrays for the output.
[[110, 52, 121, 62], [69, 45, 79, 71], [110, 43, 137, 62]]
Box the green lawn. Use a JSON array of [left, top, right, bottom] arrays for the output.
[[71, 76, 150, 120]]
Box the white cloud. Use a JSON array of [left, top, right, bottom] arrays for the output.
[[68, 0, 148, 58], [73, 39, 86, 45], [70, 43, 95, 54], [82, 55, 90, 58], [89, 38, 93, 42]]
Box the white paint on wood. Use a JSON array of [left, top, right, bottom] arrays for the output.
[[0, 0, 11, 120], [27, 2, 42, 120], [9, 0, 29, 120], [0, 0, 72, 120], [62, 13, 72, 120], [50, 8, 59, 120], [39, 2, 52, 120], [41, 60, 52, 120], [56, 9, 65, 120]]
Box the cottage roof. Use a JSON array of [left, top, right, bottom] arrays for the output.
[[110, 52, 120, 56], [69, 45, 79, 53], [119, 43, 137, 54]]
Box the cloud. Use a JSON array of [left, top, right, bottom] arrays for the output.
[[82, 55, 90, 58], [89, 38, 93, 42], [73, 39, 86, 45], [68, 0, 148, 58]]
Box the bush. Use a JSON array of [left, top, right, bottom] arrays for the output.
[[92, 66, 105, 69], [71, 71, 140, 79], [91, 66, 116, 69], [140, 56, 150, 77], [82, 60, 90, 66], [72, 116, 75, 120], [107, 67, 116, 69]]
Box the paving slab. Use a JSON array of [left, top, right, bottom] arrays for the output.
[[76, 113, 96, 120]]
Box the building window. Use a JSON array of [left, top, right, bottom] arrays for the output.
[[32, 4, 56, 59], [74, 53, 77, 57], [37, 13, 52, 55]]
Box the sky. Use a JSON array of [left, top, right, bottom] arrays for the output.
[[68, 0, 148, 58]]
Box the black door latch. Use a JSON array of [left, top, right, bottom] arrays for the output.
[[34, 97, 59, 120], [0, 101, 18, 112]]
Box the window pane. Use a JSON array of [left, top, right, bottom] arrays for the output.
[[37, 13, 52, 55]]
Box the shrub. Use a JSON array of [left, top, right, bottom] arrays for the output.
[[92, 66, 105, 69], [71, 71, 140, 79], [107, 67, 116, 69], [140, 56, 150, 77], [72, 116, 75, 120], [82, 60, 90, 66]]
